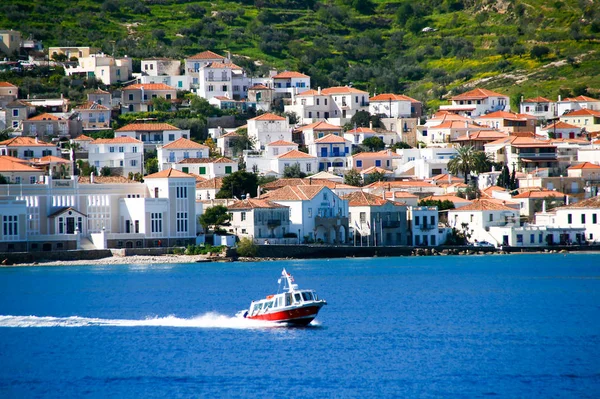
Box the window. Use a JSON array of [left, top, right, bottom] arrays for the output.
[[568, 214, 572, 224], [222, 85, 227, 92], [132, 146, 138, 153], [119, 146, 124, 153], [489, 214, 493, 222], [3, 215, 18, 236], [183, 152, 189, 159], [109, 146, 115, 153], [166, 94, 171, 100], [176, 186, 188, 198], [516, 234, 523, 244], [430, 216, 435, 225], [593, 214, 597, 224], [30, 176, 36, 184], [308, 208, 312, 218], [168, 134, 175, 141], [581, 214, 586, 224], [176, 212, 188, 232], [24, 150, 34, 158], [12, 109, 18, 117], [241, 212, 246, 221], [128, 94, 134, 101], [316, 99, 320, 105], [375, 160, 381, 167], [356, 160, 362, 167], [225, 166, 232, 174], [131, 160, 137, 167], [530, 234, 535, 244], [199, 167, 206, 175], [306, 163, 311, 172], [415, 216, 420, 226], [15, 177, 21, 184]]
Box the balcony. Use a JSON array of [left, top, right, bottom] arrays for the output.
[[266, 219, 282, 227], [382, 220, 401, 228], [517, 151, 557, 159], [206, 77, 231, 82]]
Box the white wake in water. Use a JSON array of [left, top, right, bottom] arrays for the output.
[[0, 313, 277, 329]]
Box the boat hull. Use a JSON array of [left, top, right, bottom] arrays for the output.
[[247, 304, 324, 326]]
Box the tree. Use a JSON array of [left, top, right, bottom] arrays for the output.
[[418, 199, 455, 211], [362, 136, 385, 151], [151, 97, 171, 112], [349, 110, 371, 128], [447, 145, 475, 183], [236, 237, 258, 257], [364, 171, 386, 185], [283, 163, 307, 178], [391, 142, 412, 150], [352, 0, 375, 14], [199, 205, 231, 232], [344, 168, 362, 187], [145, 157, 158, 175], [232, 128, 257, 155], [509, 167, 519, 191], [217, 171, 259, 199], [472, 151, 493, 175], [530, 45, 550, 60], [497, 164, 510, 189], [100, 166, 111, 176]]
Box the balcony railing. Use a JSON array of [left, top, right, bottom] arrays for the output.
[[517, 152, 557, 159], [206, 77, 231, 82]]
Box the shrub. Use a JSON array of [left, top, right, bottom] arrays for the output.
[[236, 237, 257, 257]]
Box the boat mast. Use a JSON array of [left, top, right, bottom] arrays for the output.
[[281, 269, 297, 292]]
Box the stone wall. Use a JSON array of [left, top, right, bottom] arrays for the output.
[[0, 249, 113, 265]]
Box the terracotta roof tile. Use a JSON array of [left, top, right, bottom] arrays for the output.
[[78, 175, 138, 184], [161, 138, 208, 149], [453, 130, 508, 142], [122, 83, 175, 91], [422, 194, 472, 204], [523, 96, 553, 103], [116, 123, 180, 132], [145, 168, 195, 179], [559, 195, 600, 209], [542, 121, 579, 130], [273, 71, 309, 79], [568, 162, 600, 170], [561, 109, 600, 117], [187, 50, 225, 60], [0, 156, 43, 172], [0, 137, 54, 147], [342, 191, 400, 206], [451, 88, 508, 100], [74, 101, 110, 110], [453, 199, 517, 211], [177, 157, 233, 164], [196, 177, 224, 189], [73, 134, 94, 141], [315, 134, 349, 144], [260, 185, 326, 201], [369, 93, 419, 103], [227, 198, 288, 210], [561, 95, 600, 103], [32, 155, 70, 164], [346, 127, 375, 134], [267, 140, 297, 146], [28, 113, 64, 121], [0, 82, 17, 88], [277, 149, 316, 159], [205, 62, 241, 70], [249, 113, 286, 121], [513, 189, 566, 198], [360, 166, 392, 175], [295, 121, 341, 131], [248, 84, 272, 90], [321, 86, 368, 95]]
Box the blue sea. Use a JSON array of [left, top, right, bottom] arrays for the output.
[[1, 254, 599, 398]]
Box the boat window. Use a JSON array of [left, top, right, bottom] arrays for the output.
[[302, 292, 313, 301], [285, 294, 292, 306], [313, 292, 319, 301], [294, 293, 302, 302]]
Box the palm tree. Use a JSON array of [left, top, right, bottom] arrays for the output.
[[448, 145, 475, 183]]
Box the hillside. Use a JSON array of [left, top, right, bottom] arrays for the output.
[[2, 0, 600, 110]]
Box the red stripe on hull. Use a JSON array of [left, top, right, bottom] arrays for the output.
[[248, 305, 322, 326]]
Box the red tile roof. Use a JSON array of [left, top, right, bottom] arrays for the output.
[[542, 121, 580, 130], [0, 82, 17, 88], [0, 156, 43, 172], [513, 189, 566, 198], [248, 84, 272, 90], [523, 96, 552, 103], [295, 121, 341, 131], [145, 168, 195, 179], [32, 155, 70, 164], [453, 199, 517, 211], [205, 62, 241, 70], [0, 137, 54, 147], [177, 157, 233, 164], [161, 138, 208, 149], [477, 111, 528, 120], [451, 88, 508, 100], [73, 134, 94, 141], [346, 127, 375, 134], [261, 185, 327, 201], [559, 195, 600, 209], [353, 150, 400, 159], [91, 137, 142, 144], [196, 177, 224, 189], [561, 95, 600, 103], [322, 86, 368, 95], [249, 113, 286, 121], [116, 123, 180, 132], [187, 50, 225, 60], [267, 140, 297, 146], [422, 194, 472, 204], [568, 162, 600, 170], [227, 198, 288, 210], [453, 130, 508, 142], [28, 113, 64, 121], [562, 108, 600, 117], [369, 93, 420, 103], [342, 191, 401, 206], [360, 166, 392, 175], [74, 101, 110, 110], [277, 149, 316, 159], [315, 134, 349, 144], [273, 71, 309, 79], [122, 83, 176, 91]]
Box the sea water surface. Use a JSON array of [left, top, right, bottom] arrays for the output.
[[0, 254, 599, 398]]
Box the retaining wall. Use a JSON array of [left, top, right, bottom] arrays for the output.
[[0, 249, 113, 265]]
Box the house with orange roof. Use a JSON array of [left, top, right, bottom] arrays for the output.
[[473, 110, 536, 134], [342, 190, 408, 245], [559, 108, 600, 133], [245, 140, 300, 176], [89, 136, 143, 176], [535, 195, 600, 244], [0, 155, 44, 184], [567, 162, 600, 179], [557, 95, 600, 116], [343, 126, 376, 145], [308, 134, 351, 173], [185, 50, 226, 75], [216, 130, 244, 158], [121, 83, 177, 113], [116, 122, 190, 149], [425, 120, 496, 145], [157, 138, 209, 171], [421, 194, 472, 209], [519, 96, 556, 120], [21, 112, 83, 138], [295, 121, 342, 146], [407, 205, 444, 246], [195, 177, 224, 200], [512, 189, 567, 220], [285, 86, 369, 125], [0, 137, 59, 160], [539, 121, 581, 139], [30, 155, 72, 178], [271, 71, 311, 97], [448, 198, 520, 246], [247, 112, 291, 149], [64, 53, 132, 85], [197, 60, 248, 100], [440, 88, 510, 116], [369, 93, 422, 118], [260, 184, 349, 244], [74, 101, 111, 131], [452, 130, 508, 151], [0, 82, 18, 108], [70, 134, 94, 152], [174, 156, 237, 179], [350, 149, 401, 173], [226, 199, 291, 243], [363, 179, 445, 197], [484, 136, 558, 171]]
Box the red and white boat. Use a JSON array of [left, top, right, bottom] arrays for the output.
[[237, 269, 326, 326]]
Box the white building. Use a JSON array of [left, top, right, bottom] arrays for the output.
[[395, 147, 457, 179], [74, 101, 111, 131], [227, 198, 291, 243], [115, 123, 189, 150], [408, 206, 444, 246], [286, 86, 369, 125], [0, 136, 59, 159], [271, 71, 311, 97], [141, 58, 181, 77], [557, 95, 600, 116], [308, 134, 351, 173], [247, 113, 292, 149], [157, 138, 209, 171], [261, 185, 349, 244], [440, 88, 510, 116], [535, 195, 600, 243], [121, 83, 177, 113], [520, 96, 556, 120], [369, 93, 422, 118], [174, 157, 237, 179], [64, 54, 132, 85], [296, 121, 343, 146], [88, 137, 143, 176], [197, 61, 248, 100]]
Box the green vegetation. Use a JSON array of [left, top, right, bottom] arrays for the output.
[[198, 205, 231, 232], [1, 0, 599, 108], [216, 171, 259, 199], [418, 199, 455, 211], [236, 237, 257, 258], [185, 244, 226, 255]]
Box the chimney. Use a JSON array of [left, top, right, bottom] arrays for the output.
[[309, 177, 312, 185], [566, 195, 569, 205], [369, 120, 373, 130], [464, 121, 468, 128], [246, 192, 250, 199], [542, 200, 546, 213], [257, 185, 261, 198], [521, 95, 524, 103], [466, 131, 470, 139], [90, 171, 95, 184], [317, 87, 321, 95], [558, 95, 561, 102]]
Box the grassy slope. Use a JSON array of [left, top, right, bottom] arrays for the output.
[[1, 0, 599, 110]]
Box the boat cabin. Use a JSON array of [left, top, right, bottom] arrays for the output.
[[249, 290, 320, 317]]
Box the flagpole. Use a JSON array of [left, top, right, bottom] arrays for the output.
[[373, 219, 377, 247]]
